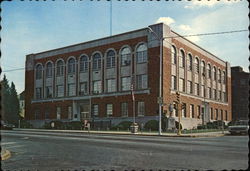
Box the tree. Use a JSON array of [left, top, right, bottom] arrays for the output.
[[1, 75, 20, 125], [9, 82, 20, 125]]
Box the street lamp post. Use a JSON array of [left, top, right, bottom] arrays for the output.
[[147, 27, 163, 135]]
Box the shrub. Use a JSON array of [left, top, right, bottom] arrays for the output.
[[69, 121, 82, 130], [20, 120, 33, 128], [117, 121, 133, 130], [144, 120, 158, 131]]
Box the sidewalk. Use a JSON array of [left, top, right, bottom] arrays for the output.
[[13, 128, 228, 138]]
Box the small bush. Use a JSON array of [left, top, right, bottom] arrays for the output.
[[20, 120, 33, 128], [144, 120, 158, 131], [69, 121, 82, 130], [117, 121, 133, 130]]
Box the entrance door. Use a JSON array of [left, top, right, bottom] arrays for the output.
[[80, 104, 90, 120]]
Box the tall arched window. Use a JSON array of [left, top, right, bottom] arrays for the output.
[[195, 57, 199, 74], [187, 54, 192, 71], [68, 58, 76, 74], [121, 47, 131, 66], [46, 62, 53, 78], [201, 61, 205, 76], [80, 55, 88, 72], [179, 50, 185, 68], [56, 60, 64, 76], [222, 71, 226, 84], [136, 44, 147, 63], [207, 64, 212, 79], [213, 66, 217, 81], [171, 46, 177, 64], [106, 50, 115, 68], [36, 64, 43, 80], [92, 53, 102, 70], [218, 69, 221, 83]]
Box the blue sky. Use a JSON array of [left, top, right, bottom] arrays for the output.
[[1, 0, 249, 93]]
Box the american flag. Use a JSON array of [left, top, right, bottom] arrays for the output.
[[131, 83, 135, 101]]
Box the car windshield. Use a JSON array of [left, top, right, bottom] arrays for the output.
[[235, 120, 249, 126]]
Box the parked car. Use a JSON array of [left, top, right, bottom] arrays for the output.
[[0, 121, 15, 130], [228, 120, 249, 135]]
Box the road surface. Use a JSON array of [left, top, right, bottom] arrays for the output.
[[1, 130, 248, 170]]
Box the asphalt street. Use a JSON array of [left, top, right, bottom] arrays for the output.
[[1, 130, 248, 170]]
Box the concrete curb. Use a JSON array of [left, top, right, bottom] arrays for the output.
[[12, 128, 226, 138], [1, 149, 11, 161]]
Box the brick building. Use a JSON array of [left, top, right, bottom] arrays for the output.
[[231, 66, 249, 120], [25, 23, 232, 129]]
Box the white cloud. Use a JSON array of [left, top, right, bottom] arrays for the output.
[[185, 0, 239, 9], [156, 17, 175, 26], [178, 24, 192, 31]]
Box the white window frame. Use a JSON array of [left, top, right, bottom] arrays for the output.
[[106, 104, 113, 117]]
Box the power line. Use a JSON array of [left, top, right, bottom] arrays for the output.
[[165, 29, 248, 39], [1, 29, 247, 73]]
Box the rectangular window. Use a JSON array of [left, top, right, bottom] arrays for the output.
[[223, 92, 226, 102], [121, 77, 131, 91], [213, 89, 217, 100], [190, 104, 194, 118], [215, 109, 218, 120], [201, 85, 205, 97], [35, 109, 40, 120], [197, 105, 201, 119], [137, 75, 148, 89], [68, 106, 72, 119], [93, 81, 102, 94], [195, 83, 199, 96], [46, 86, 53, 98], [79, 82, 88, 95], [56, 107, 61, 120], [171, 75, 177, 90], [45, 108, 50, 120], [106, 104, 113, 117], [181, 103, 186, 117], [218, 91, 222, 101], [210, 108, 213, 120], [208, 87, 212, 99], [57, 85, 64, 97], [179, 78, 185, 92], [221, 110, 223, 120], [225, 110, 228, 120], [107, 79, 116, 92], [121, 102, 128, 117], [68, 83, 76, 96], [36, 88, 42, 99], [137, 101, 145, 116], [92, 104, 99, 116], [187, 81, 192, 94]]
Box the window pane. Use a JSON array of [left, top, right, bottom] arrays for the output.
[[121, 77, 131, 91], [121, 102, 128, 117], [137, 101, 145, 116], [137, 75, 148, 89], [93, 81, 102, 94], [107, 79, 116, 92], [80, 56, 88, 72], [106, 104, 113, 117]]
